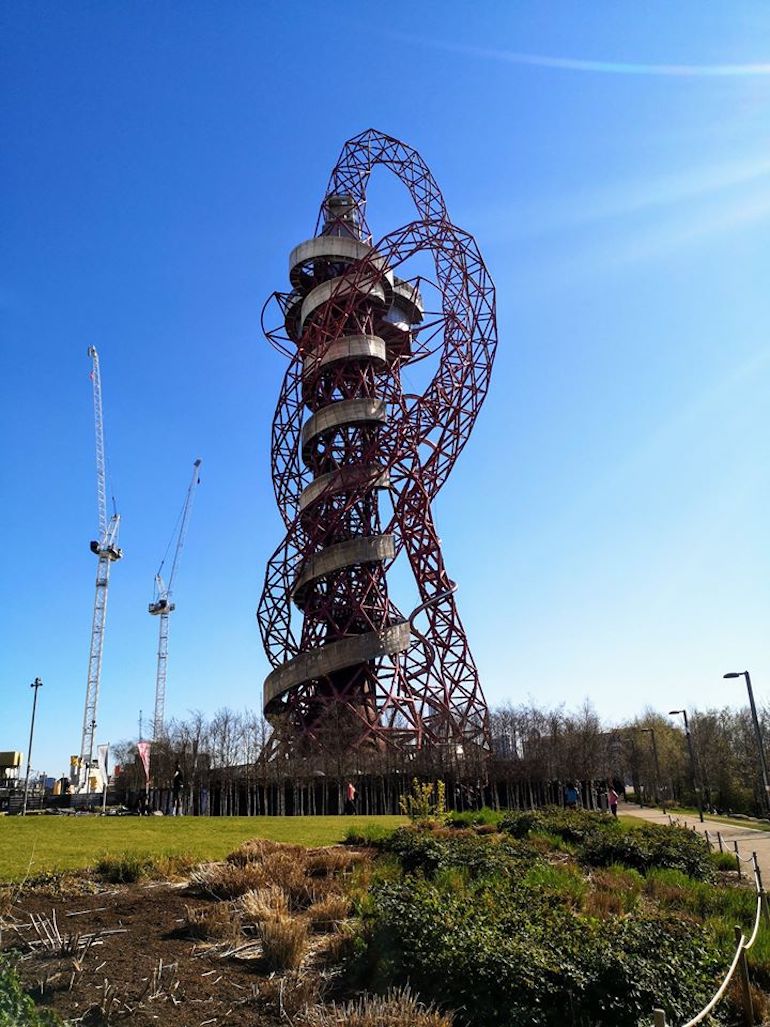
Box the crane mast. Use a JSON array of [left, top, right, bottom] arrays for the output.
[[80, 347, 122, 790], [149, 458, 202, 738]]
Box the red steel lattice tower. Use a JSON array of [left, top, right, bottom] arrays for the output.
[[258, 129, 497, 752]]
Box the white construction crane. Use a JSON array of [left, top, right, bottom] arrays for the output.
[[79, 346, 122, 790], [149, 458, 202, 738]]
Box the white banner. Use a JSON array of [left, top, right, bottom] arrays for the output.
[[97, 744, 109, 784], [137, 741, 151, 782]]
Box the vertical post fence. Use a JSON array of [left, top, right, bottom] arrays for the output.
[[734, 924, 754, 1026], [752, 854, 770, 925], [651, 842, 764, 1026]]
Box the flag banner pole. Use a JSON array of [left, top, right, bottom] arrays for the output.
[[137, 741, 152, 812], [97, 743, 109, 813]]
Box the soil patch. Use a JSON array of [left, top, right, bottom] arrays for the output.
[[2, 878, 283, 1025]]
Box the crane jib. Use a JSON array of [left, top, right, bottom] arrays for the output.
[[150, 458, 202, 739]]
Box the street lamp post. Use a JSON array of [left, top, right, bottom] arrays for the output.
[[724, 671, 770, 818], [669, 708, 704, 823], [22, 678, 43, 816], [640, 727, 662, 806]]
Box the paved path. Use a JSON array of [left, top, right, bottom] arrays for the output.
[[622, 803, 770, 883]]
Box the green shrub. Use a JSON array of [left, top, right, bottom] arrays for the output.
[[344, 823, 394, 847], [399, 779, 449, 824], [710, 850, 739, 872], [382, 828, 447, 876], [0, 954, 61, 1026], [357, 876, 722, 1027], [581, 823, 712, 879], [349, 816, 742, 1026], [501, 810, 713, 878], [644, 867, 755, 923], [746, 921, 770, 989], [94, 852, 150, 883], [498, 810, 540, 838], [523, 862, 587, 908], [93, 850, 198, 883], [507, 809, 710, 875], [530, 829, 578, 855], [539, 807, 615, 844], [501, 807, 616, 845], [448, 807, 501, 830], [604, 913, 723, 1026], [383, 827, 539, 880]]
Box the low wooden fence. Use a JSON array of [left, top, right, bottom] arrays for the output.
[[654, 825, 767, 1026]]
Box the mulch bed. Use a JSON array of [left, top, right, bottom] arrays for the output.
[[1, 878, 285, 1025]]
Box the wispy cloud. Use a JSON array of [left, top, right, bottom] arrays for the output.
[[412, 39, 770, 78], [553, 156, 770, 226], [503, 187, 770, 303], [469, 154, 770, 242]]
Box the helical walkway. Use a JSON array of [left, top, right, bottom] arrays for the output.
[[258, 129, 497, 751]]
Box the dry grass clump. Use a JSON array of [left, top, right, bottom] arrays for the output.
[[307, 894, 351, 932], [191, 849, 311, 902], [188, 861, 267, 899], [319, 923, 357, 966], [183, 901, 242, 942], [302, 872, 341, 907], [584, 888, 624, 917], [219, 839, 368, 913], [644, 875, 687, 906], [306, 847, 365, 877], [258, 912, 308, 970], [240, 885, 290, 923], [257, 969, 324, 1018], [228, 837, 304, 867], [300, 987, 453, 1026], [584, 866, 642, 917], [726, 976, 769, 1023], [151, 852, 200, 880], [262, 850, 308, 899]]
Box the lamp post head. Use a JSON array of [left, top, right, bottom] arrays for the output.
[[668, 710, 683, 716], [724, 672, 748, 680]]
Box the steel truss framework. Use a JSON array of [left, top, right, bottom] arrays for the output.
[[258, 129, 497, 752]]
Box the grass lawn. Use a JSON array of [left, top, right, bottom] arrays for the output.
[[676, 807, 770, 832], [0, 814, 405, 883]]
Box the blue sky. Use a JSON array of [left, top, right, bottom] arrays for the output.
[[2, 2, 770, 777]]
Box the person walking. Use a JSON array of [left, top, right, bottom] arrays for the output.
[[171, 761, 185, 816], [608, 784, 619, 818], [344, 780, 357, 815], [564, 782, 579, 810]]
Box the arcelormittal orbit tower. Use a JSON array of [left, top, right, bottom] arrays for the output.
[[258, 130, 497, 753]]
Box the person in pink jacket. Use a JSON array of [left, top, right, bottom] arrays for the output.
[[608, 784, 619, 817]]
